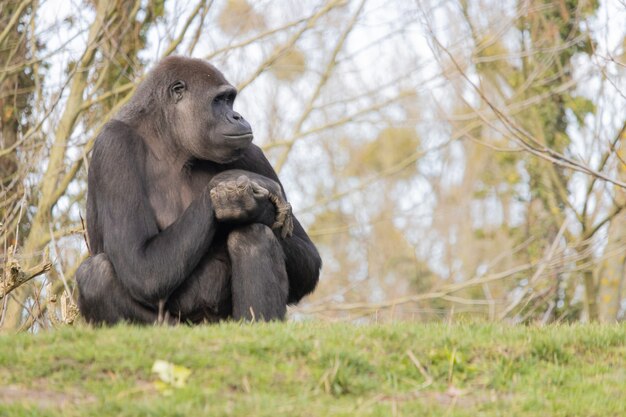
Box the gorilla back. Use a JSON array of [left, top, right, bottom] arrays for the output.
[[76, 56, 321, 325]]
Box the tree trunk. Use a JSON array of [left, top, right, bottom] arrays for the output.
[[1, 0, 112, 330]]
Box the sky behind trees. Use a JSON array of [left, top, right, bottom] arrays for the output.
[[1, 0, 625, 330]]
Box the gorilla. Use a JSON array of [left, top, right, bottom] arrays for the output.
[[75, 56, 321, 324]]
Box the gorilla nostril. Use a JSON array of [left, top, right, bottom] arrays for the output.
[[233, 113, 241, 120]]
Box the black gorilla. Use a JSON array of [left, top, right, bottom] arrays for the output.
[[75, 56, 321, 324]]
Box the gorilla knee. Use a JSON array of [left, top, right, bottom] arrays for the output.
[[227, 223, 277, 255], [76, 254, 115, 309], [76, 253, 159, 325], [227, 224, 288, 321]]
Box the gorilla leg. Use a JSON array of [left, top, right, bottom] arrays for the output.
[[76, 254, 158, 325], [166, 249, 233, 323], [227, 223, 289, 321]]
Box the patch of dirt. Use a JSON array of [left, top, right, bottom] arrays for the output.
[[0, 385, 96, 408]]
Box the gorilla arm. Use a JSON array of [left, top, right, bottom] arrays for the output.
[[91, 124, 218, 306], [210, 145, 322, 304]]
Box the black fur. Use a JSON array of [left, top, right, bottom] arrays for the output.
[[76, 56, 321, 324]]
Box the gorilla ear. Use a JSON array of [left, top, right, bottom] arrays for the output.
[[169, 80, 186, 103]]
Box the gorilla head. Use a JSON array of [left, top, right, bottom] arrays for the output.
[[120, 56, 253, 163]]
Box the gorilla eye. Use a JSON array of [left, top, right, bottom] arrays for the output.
[[169, 80, 186, 103], [214, 91, 236, 106]]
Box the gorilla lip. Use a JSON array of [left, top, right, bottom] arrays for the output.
[[224, 133, 253, 141]]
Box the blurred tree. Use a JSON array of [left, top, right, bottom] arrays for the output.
[[1, 0, 624, 328], [0, 0, 39, 328], [433, 0, 626, 322], [598, 126, 626, 322], [218, 0, 266, 36], [0, 0, 33, 231]]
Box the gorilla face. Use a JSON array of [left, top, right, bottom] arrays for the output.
[[205, 84, 253, 163], [167, 59, 253, 163]]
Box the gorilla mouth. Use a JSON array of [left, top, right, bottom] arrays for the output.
[[224, 133, 253, 141]]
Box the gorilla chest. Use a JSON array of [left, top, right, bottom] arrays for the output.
[[146, 164, 218, 230], [146, 167, 199, 230], [145, 154, 252, 230]]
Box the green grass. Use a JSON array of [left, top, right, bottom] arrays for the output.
[[1, 322, 625, 416]]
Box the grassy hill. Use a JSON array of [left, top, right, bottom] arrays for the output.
[[1, 322, 625, 416]]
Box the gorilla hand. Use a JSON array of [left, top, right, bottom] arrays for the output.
[[210, 174, 293, 238], [267, 191, 293, 239], [210, 175, 268, 221]]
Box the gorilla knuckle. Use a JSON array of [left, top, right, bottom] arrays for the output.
[[225, 180, 239, 190], [243, 198, 256, 211], [227, 208, 243, 218]]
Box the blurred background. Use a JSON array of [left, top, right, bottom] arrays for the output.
[[1, 0, 625, 331]]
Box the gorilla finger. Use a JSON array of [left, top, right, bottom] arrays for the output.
[[268, 193, 280, 207], [280, 205, 293, 238], [283, 215, 294, 238], [250, 181, 269, 198], [215, 180, 236, 192], [224, 181, 239, 192], [227, 192, 252, 208], [271, 207, 288, 237], [212, 187, 226, 197], [224, 208, 241, 218], [243, 197, 257, 212], [271, 219, 284, 233], [271, 208, 285, 228], [236, 175, 251, 190], [211, 193, 230, 206], [283, 217, 292, 237], [214, 207, 226, 218], [278, 202, 292, 217]]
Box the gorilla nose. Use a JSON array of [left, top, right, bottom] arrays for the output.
[[228, 111, 243, 123]]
